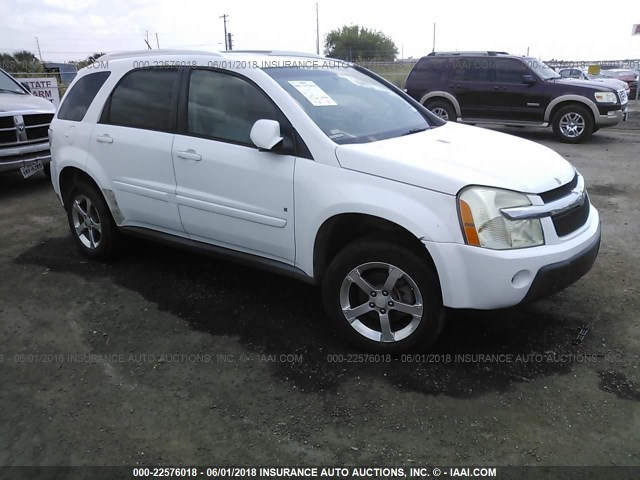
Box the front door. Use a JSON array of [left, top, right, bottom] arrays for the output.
[[172, 68, 296, 263]]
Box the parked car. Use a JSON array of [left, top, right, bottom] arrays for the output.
[[49, 50, 601, 352], [0, 68, 56, 178], [599, 69, 638, 99], [557, 68, 630, 98], [405, 52, 628, 143]]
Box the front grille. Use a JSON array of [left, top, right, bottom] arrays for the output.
[[26, 125, 49, 141], [540, 174, 578, 203], [23, 113, 54, 126], [551, 194, 590, 237], [0, 113, 52, 146], [618, 89, 627, 104]]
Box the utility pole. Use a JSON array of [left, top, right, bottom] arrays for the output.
[[315, 3, 320, 55], [527, 46, 530, 56], [156, 32, 160, 49], [35, 37, 43, 61], [432, 23, 436, 53], [144, 30, 152, 49], [220, 14, 229, 50], [227, 32, 233, 50]]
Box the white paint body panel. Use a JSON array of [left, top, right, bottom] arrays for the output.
[[50, 50, 601, 311]]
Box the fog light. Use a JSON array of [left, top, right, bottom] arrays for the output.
[[511, 270, 533, 289]]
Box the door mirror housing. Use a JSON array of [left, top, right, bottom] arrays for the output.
[[21, 82, 32, 93], [250, 119, 283, 151], [522, 75, 536, 85]]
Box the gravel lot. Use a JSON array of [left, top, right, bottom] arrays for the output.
[[0, 121, 638, 474]]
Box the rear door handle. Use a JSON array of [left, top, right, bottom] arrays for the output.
[[176, 149, 202, 161], [96, 134, 113, 144]]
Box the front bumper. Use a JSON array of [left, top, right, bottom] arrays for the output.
[[0, 142, 51, 174], [424, 205, 601, 309], [595, 106, 626, 127]]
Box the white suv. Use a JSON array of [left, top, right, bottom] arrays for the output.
[[49, 50, 601, 352]]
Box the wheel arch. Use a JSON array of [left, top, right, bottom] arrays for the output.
[[418, 91, 461, 118], [58, 166, 123, 224], [545, 96, 598, 124], [312, 213, 440, 286]]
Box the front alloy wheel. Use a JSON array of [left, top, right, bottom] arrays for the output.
[[552, 104, 593, 143], [340, 262, 423, 343], [323, 239, 444, 352]]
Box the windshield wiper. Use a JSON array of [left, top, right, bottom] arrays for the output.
[[401, 127, 429, 136], [0, 88, 24, 94]]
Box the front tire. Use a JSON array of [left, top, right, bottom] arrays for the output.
[[65, 181, 121, 260], [552, 104, 593, 143], [322, 238, 445, 353]]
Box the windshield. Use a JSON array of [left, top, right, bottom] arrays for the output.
[[0, 70, 26, 94], [264, 66, 431, 144], [527, 59, 560, 80]]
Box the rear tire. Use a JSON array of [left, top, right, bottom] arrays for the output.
[[322, 238, 445, 353], [65, 181, 121, 260], [552, 104, 593, 143], [425, 99, 456, 122]]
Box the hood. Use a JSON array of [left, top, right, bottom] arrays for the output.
[[561, 77, 628, 91], [335, 123, 575, 195], [548, 77, 617, 91], [0, 92, 56, 114]]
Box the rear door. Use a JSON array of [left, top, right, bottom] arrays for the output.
[[90, 68, 184, 233], [448, 57, 494, 118], [171, 68, 296, 262]]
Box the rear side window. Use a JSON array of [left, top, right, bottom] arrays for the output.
[[104, 68, 178, 132], [411, 58, 448, 83], [57, 71, 110, 121], [451, 58, 492, 82]]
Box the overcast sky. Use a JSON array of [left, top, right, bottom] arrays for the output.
[[2, 0, 639, 63]]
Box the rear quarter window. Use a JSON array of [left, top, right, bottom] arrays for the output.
[[57, 71, 111, 121]]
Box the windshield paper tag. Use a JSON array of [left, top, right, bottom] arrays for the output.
[[288, 80, 337, 106]]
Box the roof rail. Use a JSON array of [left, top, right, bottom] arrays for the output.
[[227, 50, 325, 59], [427, 51, 510, 57], [97, 49, 223, 61]]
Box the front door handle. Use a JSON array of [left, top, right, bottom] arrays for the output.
[[96, 134, 113, 144], [176, 149, 202, 161]]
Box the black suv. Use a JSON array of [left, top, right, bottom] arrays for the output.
[[405, 51, 628, 143]]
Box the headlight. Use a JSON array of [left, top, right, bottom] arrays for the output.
[[594, 91, 617, 103], [458, 187, 544, 249]]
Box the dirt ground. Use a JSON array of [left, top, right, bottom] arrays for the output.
[[0, 124, 638, 473]]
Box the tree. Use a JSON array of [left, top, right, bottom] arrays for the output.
[[12, 50, 42, 72], [0, 53, 17, 72], [76, 52, 107, 69], [324, 25, 398, 62]]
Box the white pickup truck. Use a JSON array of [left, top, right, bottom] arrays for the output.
[[0, 68, 56, 178]]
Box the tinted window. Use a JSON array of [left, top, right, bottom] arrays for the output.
[[187, 69, 277, 144], [58, 72, 110, 121], [450, 58, 491, 82], [412, 58, 448, 83], [106, 69, 177, 131], [559, 70, 571, 78], [494, 59, 527, 83]]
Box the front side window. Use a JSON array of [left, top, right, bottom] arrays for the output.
[[58, 71, 111, 121], [494, 59, 527, 84], [187, 69, 278, 145], [105, 68, 178, 131], [265, 66, 431, 144]]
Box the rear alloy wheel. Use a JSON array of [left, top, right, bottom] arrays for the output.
[[322, 239, 444, 352], [425, 100, 456, 122], [552, 105, 593, 143], [66, 181, 121, 260]]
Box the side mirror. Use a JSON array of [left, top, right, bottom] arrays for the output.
[[522, 75, 536, 85], [21, 82, 32, 93], [250, 119, 283, 151]]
